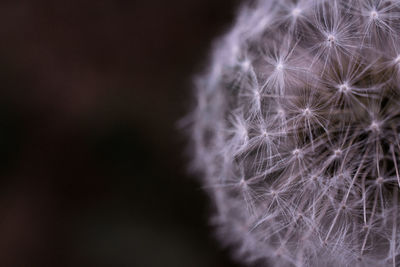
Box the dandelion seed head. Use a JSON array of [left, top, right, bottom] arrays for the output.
[[187, 0, 400, 266]]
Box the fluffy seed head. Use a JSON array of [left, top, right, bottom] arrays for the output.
[[187, 0, 400, 266]]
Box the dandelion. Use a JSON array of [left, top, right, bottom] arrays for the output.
[[187, 0, 400, 266]]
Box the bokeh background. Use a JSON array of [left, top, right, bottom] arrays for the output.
[[0, 0, 250, 266]]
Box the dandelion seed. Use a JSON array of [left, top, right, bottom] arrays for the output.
[[302, 107, 312, 117], [333, 148, 342, 158], [339, 83, 350, 93], [327, 34, 336, 45], [369, 120, 381, 132], [241, 60, 251, 70], [291, 7, 302, 18], [395, 55, 400, 64], [276, 62, 284, 71], [291, 148, 305, 162], [370, 10, 379, 20], [376, 176, 384, 185], [276, 107, 285, 116]]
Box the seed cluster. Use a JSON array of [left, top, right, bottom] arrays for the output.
[[189, 0, 400, 266]]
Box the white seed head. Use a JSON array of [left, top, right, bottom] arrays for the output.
[[187, 0, 400, 266]]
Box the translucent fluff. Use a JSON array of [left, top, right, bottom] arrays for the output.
[[188, 0, 400, 266]]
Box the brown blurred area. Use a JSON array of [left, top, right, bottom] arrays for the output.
[[0, 0, 245, 266]]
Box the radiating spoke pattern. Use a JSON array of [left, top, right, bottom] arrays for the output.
[[188, 0, 400, 266]]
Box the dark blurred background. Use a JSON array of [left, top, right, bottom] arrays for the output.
[[0, 0, 248, 266]]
